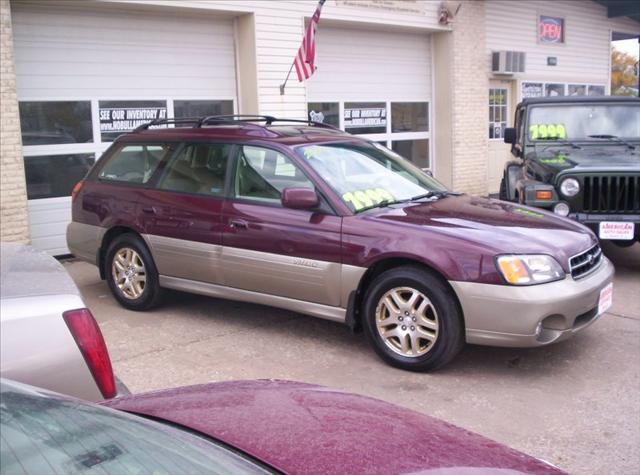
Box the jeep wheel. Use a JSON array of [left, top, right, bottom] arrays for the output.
[[362, 266, 464, 372], [106, 233, 161, 310]]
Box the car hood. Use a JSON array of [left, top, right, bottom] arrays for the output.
[[360, 195, 595, 270], [0, 243, 79, 301], [103, 380, 564, 475], [526, 145, 640, 179]]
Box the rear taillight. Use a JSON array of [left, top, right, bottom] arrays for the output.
[[63, 308, 116, 399], [71, 181, 84, 202]]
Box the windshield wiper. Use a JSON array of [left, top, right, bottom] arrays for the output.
[[537, 140, 581, 150], [587, 134, 636, 150], [355, 198, 408, 213], [355, 191, 462, 213], [558, 140, 581, 149], [410, 190, 463, 201]]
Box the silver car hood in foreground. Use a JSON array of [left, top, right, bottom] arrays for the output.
[[0, 243, 103, 401], [1, 242, 80, 303]]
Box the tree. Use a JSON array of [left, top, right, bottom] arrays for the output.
[[611, 47, 639, 96]]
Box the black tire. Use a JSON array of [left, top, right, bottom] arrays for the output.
[[362, 266, 464, 372], [499, 176, 508, 201], [105, 233, 161, 310]]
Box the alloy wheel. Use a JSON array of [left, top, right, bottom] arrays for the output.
[[375, 286, 439, 357], [111, 247, 146, 300]]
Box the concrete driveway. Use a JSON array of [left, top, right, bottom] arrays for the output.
[[65, 241, 640, 475]]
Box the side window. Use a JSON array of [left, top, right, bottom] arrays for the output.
[[234, 146, 313, 203], [516, 108, 526, 150], [158, 143, 231, 196], [98, 144, 167, 184]]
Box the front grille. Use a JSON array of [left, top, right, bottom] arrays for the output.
[[569, 244, 603, 279], [582, 175, 640, 213]]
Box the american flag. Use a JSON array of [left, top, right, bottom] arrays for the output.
[[294, 0, 325, 82]]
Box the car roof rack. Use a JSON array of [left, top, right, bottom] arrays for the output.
[[133, 114, 340, 132]]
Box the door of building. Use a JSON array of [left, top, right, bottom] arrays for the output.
[[306, 25, 433, 171], [12, 2, 238, 255], [487, 79, 515, 195]]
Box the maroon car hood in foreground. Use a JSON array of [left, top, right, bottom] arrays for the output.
[[104, 380, 563, 474]]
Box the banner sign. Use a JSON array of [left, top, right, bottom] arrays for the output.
[[99, 106, 167, 133], [309, 110, 326, 123], [344, 107, 386, 129], [336, 0, 426, 15], [522, 82, 544, 98]]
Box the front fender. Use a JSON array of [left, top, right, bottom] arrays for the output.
[[515, 178, 558, 208], [504, 161, 523, 201]]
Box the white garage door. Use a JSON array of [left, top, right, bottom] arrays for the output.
[[13, 2, 237, 255], [306, 25, 432, 169]]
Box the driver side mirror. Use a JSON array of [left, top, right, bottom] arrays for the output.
[[503, 127, 516, 144], [281, 188, 319, 210]]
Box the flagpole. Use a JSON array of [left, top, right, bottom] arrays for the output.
[[280, 59, 296, 95], [280, 0, 325, 96]]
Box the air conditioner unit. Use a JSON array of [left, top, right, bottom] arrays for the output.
[[492, 51, 526, 74]]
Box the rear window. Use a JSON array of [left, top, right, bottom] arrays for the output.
[[98, 144, 168, 184], [0, 383, 271, 474]]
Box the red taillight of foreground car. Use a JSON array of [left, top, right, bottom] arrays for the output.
[[63, 308, 117, 399]]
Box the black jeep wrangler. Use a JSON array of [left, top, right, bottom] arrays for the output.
[[502, 96, 639, 246]]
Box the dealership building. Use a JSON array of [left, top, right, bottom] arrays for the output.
[[1, 0, 638, 254]]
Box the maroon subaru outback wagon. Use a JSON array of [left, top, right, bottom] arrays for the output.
[[67, 115, 614, 371]]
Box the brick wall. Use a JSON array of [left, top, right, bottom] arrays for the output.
[[0, 0, 29, 243], [450, 0, 489, 196]]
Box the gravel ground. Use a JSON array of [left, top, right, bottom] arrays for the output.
[[66, 241, 640, 475]]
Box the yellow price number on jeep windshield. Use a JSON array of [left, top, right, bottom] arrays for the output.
[[529, 123, 567, 140], [342, 188, 395, 211]]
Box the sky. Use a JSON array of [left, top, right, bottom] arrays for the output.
[[612, 38, 639, 60]]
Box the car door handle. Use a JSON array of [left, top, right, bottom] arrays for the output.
[[141, 206, 157, 215], [229, 219, 248, 230]]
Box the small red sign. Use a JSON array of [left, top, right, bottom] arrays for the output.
[[539, 15, 564, 44]]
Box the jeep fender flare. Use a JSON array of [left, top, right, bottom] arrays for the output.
[[503, 161, 524, 202]]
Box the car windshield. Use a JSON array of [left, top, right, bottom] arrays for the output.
[[0, 381, 270, 475], [527, 104, 640, 141], [296, 142, 446, 212]]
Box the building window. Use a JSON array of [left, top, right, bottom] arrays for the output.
[[538, 15, 564, 44], [173, 100, 234, 119], [19, 101, 93, 146], [489, 88, 508, 139], [588, 85, 605, 96], [307, 102, 339, 127], [522, 82, 604, 99], [391, 102, 428, 132], [24, 154, 95, 200], [568, 84, 587, 96], [306, 100, 431, 168], [391, 139, 429, 168], [99, 100, 167, 142], [545, 83, 565, 97], [344, 102, 387, 134]]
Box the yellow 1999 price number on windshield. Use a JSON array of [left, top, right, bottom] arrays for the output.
[[530, 123, 567, 140], [342, 188, 395, 211]]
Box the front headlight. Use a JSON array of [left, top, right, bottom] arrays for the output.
[[560, 178, 580, 197], [496, 255, 565, 285]]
